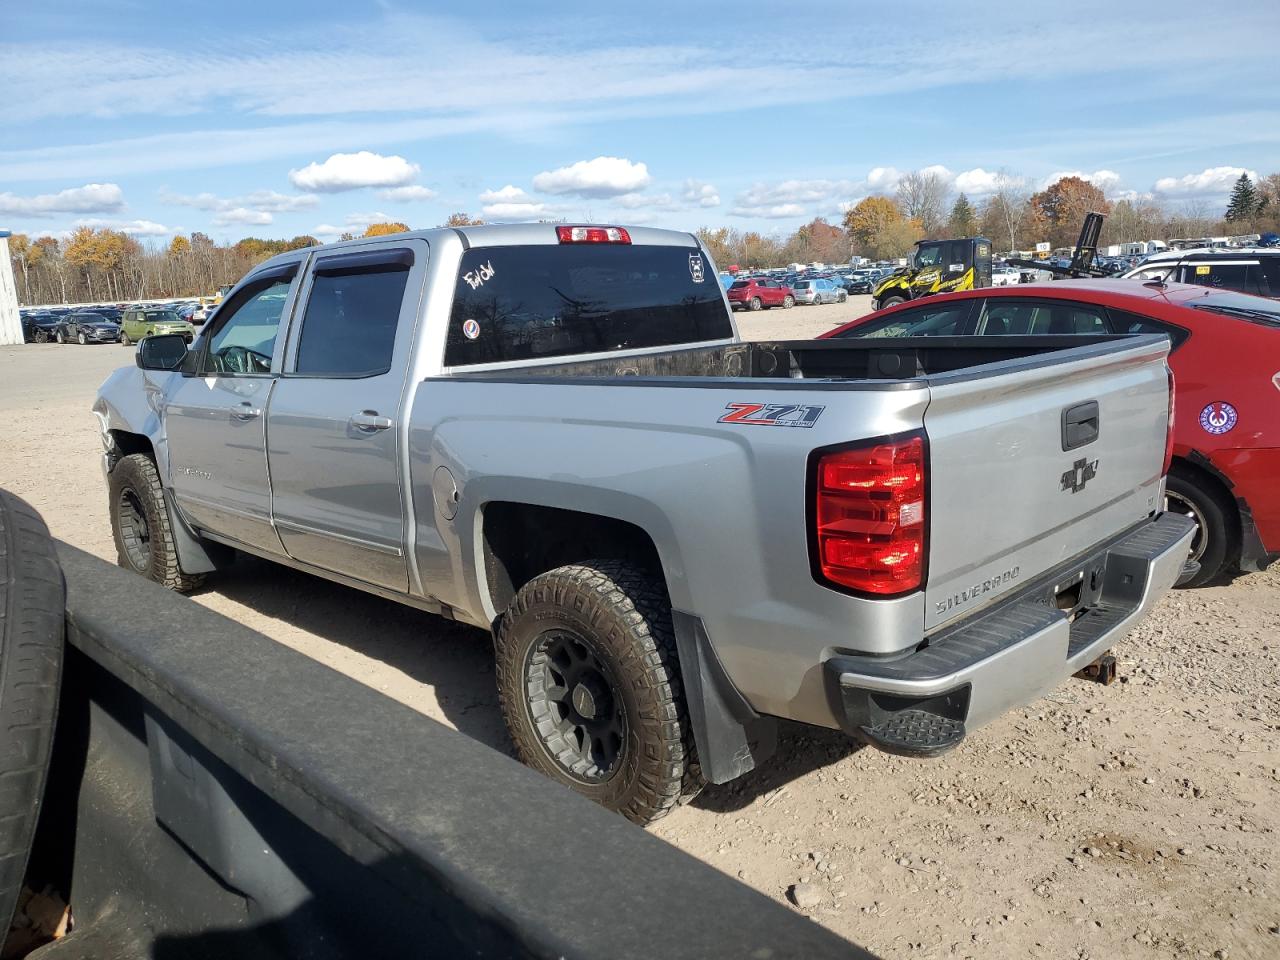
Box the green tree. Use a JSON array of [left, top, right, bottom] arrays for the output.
[[947, 194, 977, 236], [1224, 173, 1260, 222]]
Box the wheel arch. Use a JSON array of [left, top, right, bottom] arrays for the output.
[[1169, 452, 1243, 562]]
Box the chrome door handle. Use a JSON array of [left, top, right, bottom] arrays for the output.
[[231, 402, 261, 421], [351, 410, 393, 432]]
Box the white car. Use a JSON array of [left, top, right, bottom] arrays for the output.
[[990, 266, 1022, 287]]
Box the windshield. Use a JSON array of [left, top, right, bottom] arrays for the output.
[[914, 243, 944, 268], [445, 244, 733, 366], [143, 310, 182, 323]]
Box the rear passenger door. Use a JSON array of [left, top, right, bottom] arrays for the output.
[[974, 299, 1108, 336], [266, 241, 428, 592]]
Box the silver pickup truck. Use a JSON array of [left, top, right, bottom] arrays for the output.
[[94, 223, 1194, 824]]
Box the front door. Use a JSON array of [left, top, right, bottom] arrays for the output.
[[266, 241, 427, 592], [164, 263, 302, 555]]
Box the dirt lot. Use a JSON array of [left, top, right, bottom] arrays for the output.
[[2, 299, 1276, 959]]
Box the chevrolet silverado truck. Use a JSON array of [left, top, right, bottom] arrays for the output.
[[93, 223, 1194, 825]]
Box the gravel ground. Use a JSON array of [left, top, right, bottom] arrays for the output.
[[2, 298, 1276, 959]]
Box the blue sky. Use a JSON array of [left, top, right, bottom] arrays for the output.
[[2, 0, 1277, 244]]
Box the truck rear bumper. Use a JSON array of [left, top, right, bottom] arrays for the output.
[[822, 511, 1195, 757]]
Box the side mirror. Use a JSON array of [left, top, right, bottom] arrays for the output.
[[136, 334, 188, 371]]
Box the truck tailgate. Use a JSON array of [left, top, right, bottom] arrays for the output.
[[923, 338, 1170, 632]]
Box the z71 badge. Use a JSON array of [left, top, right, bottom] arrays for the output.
[[718, 402, 825, 427]]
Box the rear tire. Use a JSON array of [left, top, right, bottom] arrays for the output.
[[495, 560, 702, 825], [749, 297, 762, 312], [54, 331, 64, 344], [0, 491, 65, 937], [1166, 465, 1238, 587], [108, 453, 204, 593]]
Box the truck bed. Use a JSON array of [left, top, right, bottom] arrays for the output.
[[446, 334, 1136, 385]]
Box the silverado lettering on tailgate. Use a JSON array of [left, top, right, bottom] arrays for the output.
[[935, 566, 1021, 617]]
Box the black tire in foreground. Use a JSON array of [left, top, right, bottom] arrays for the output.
[[0, 491, 65, 936], [108, 453, 204, 593], [1166, 465, 1239, 587], [878, 296, 905, 310], [495, 560, 703, 825]]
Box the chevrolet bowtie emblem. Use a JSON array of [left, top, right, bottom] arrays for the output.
[[1061, 458, 1099, 494]]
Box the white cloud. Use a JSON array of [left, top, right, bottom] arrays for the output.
[[0, 182, 124, 218], [481, 200, 548, 221], [730, 179, 861, 219], [1041, 169, 1122, 191], [952, 168, 1000, 195], [213, 207, 273, 226], [865, 167, 902, 193], [612, 192, 680, 211], [919, 164, 954, 181], [1153, 165, 1258, 198], [379, 185, 437, 202], [478, 184, 529, 203], [289, 151, 420, 192], [161, 188, 318, 213], [74, 217, 169, 236], [533, 156, 651, 197], [682, 179, 720, 207], [311, 211, 399, 238]]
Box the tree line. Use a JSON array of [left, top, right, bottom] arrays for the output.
[[9, 171, 1280, 303]]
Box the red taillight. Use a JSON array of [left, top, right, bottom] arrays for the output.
[[556, 225, 631, 244], [813, 435, 926, 595], [1163, 368, 1176, 475]]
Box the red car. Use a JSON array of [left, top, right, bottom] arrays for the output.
[[725, 277, 795, 311], [822, 279, 1279, 586]]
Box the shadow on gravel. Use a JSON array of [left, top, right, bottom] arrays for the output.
[[691, 721, 866, 814], [203, 555, 513, 754]]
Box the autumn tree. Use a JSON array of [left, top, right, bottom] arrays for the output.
[[895, 170, 951, 235], [168, 235, 191, 256], [781, 218, 849, 265], [1029, 176, 1111, 249], [1224, 173, 1260, 223], [442, 213, 484, 227], [947, 194, 977, 236], [363, 222, 410, 238], [285, 235, 318, 250], [843, 196, 903, 250], [696, 227, 734, 267]]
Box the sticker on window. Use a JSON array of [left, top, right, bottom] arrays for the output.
[[689, 254, 705, 283], [463, 260, 495, 290], [1195, 265, 1211, 275], [462, 318, 481, 340]]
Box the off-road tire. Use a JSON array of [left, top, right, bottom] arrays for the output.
[[1167, 465, 1238, 587], [495, 560, 703, 825], [108, 453, 204, 593], [879, 296, 905, 310], [0, 491, 65, 936], [783, 294, 794, 308], [749, 296, 762, 312]]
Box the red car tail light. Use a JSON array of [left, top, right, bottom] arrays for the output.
[[1163, 368, 1175, 475], [812, 433, 926, 595], [556, 225, 631, 244]]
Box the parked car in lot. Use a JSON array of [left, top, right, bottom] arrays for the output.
[[95, 224, 1192, 825], [55, 311, 120, 344], [823, 280, 1279, 586], [1121, 249, 1280, 298], [20, 311, 61, 343], [120, 307, 196, 346], [726, 277, 794, 311], [991, 265, 1022, 286], [792, 277, 846, 304]]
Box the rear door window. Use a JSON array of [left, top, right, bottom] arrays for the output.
[[295, 253, 412, 377], [1106, 309, 1189, 349], [976, 300, 1108, 335], [836, 301, 974, 338]]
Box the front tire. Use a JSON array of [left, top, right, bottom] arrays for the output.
[[77, 332, 87, 345], [120, 332, 131, 346], [879, 296, 905, 310], [108, 453, 204, 593], [495, 560, 702, 825], [54, 330, 64, 344], [1166, 466, 1238, 587], [838, 291, 848, 302]]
